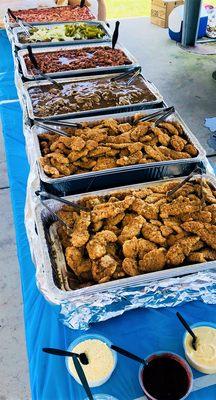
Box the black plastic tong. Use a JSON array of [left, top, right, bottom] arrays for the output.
[[27, 46, 63, 88], [8, 8, 32, 35]]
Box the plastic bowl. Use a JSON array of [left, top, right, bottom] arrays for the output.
[[66, 334, 117, 388], [183, 321, 216, 374], [139, 351, 193, 400]]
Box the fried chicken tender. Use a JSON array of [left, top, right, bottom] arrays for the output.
[[57, 208, 78, 227], [151, 126, 170, 146], [184, 144, 198, 157], [105, 212, 125, 227], [92, 157, 117, 171], [180, 211, 212, 223], [116, 150, 143, 166], [139, 248, 166, 272], [205, 205, 216, 224], [159, 146, 190, 160], [144, 145, 169, 161], [182, 221, 216, 250], [166, 236, 200, 266], [166, 231, 188, 247], [132, 198, 166, 220], [68, 148, 89, 162], [187, 249, 216, 263], [159, 122, 179, 136], [57, 224, 71, 248], [142, 222, 166, 245], [91, 196, 134, 222], [86, 230, 117, 259], [170, 135, 187, 152], [92, 255, 117, 283], [160, 196, 200, 218], [130, 124, 150, 141], [65, 246, 92, 281], [118, 215, 145, 243], [70, 211, 91, 248], [42, 162, 61, 178], [122, 258, 139, 276], [122, 237, 157, 258]]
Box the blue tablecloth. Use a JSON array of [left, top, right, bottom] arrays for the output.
[[0, 30, 216, 400]]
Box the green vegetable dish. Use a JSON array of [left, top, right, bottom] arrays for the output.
[[18, 23, 107, 44]]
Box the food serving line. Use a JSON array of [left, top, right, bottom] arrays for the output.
[[1, 3, 216, 400]]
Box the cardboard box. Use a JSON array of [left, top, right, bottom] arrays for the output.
[[151, 0, 184, 28]]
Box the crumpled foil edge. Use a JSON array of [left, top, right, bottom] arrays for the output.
[[60, 269, 216, 330]]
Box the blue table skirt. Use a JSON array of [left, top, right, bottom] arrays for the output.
[[0, 31, 216, 400]]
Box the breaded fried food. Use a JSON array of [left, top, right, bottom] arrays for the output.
[[160, 196, 200, 218], [118, 215, 145, 243], [187, 248, 216, 263], [151, 126, 170, 146], [86, 230, 117, 259], [182, 221, 216, 250], [92, 255, 117, 283], [91, 196, 134, 222], [142, 221, 166, 245], [139, 248, 166, 272], [170, 135, 186, 152], [122, 258, 139, 276], [166, 236, 200, 266], [70, 211, 91, 248], [65, 246, 92, 281], [159, 122, 179, 136]]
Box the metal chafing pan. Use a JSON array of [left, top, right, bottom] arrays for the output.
[[12, 21, 112, 49], [23, 73, 163, 121], [4, 7, 96, 28], [17, 42, 139, 80], [32, 109, 206, 196], [35, 174, 216, 304]]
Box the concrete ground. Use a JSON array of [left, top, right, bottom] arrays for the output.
[[0, 17, 216, 400]]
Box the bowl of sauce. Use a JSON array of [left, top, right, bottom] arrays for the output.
[[139, 352, 193, 400], [183, 322, 216, 374], [66, 334, 117, 387]]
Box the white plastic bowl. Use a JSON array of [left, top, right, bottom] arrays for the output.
[[66, 334, 117, 388], [183, 321, 216, 374]]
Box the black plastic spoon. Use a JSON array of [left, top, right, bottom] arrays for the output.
[[176, 312, 197, 351], [111, 344, 147, 366], [43, 347, 89, 365], [112, 21, 120, 49], [27, 46, 63, 89]]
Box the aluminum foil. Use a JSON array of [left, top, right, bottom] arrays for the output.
[[60, 270, 216, 330]]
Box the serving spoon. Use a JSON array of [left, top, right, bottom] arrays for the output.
[[111, 344, 147, 366], [43, 347, 89, 365], [176, 312, 197, 351]]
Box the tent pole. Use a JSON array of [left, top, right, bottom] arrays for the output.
[[181, 0, 202, 47]]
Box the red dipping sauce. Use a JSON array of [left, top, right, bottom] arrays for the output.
[[139, 352, 193, 400]]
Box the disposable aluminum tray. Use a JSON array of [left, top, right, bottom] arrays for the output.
[[23, 73, 164, 122], [12, 21, 112, 49], [4, 7, 96, 28], [18, 42, 139, 80], [33, 109, 206, 196], [35, 174, 216, 304]]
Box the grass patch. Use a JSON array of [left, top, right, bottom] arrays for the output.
[[106, 0, 216, 19]]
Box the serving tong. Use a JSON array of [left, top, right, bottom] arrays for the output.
[[111, 65, 142, 85], [8, 8, 32, 36], [36, 191, 90, 230], [34, 118, 82, 137], [27, 46, 63, 89], [133, 106, 175, 126]]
